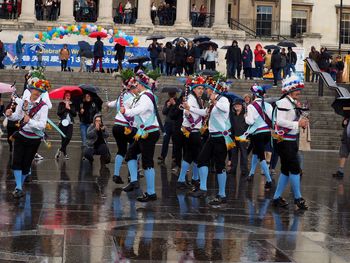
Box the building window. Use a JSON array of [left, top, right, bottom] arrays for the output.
[[341, 13, 350, 44], [292, 10, 308, 37], [256, 5, 272, 36]]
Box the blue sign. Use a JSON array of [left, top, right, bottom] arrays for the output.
[[3, 43, 149, 68]]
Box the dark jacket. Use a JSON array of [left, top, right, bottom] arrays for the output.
[[194, 46, 202, 59], [162, 99, 176, 123], [287, 51, 297, 64], [79, 101, 99, 124], [271, 50, 282, 70], [318, 51, 331, 71], [165, 47, 175, 64], [15, 35, 23, 55], [187, 47, 195, 59], [86, 114, 109, 148], [309, 51, 320, 62], [93, 40, 104, 58], [280, 53, 287, 68], [168, 96, 184, 130], [242, 49, 253, 68], [174, 45, 187, 65], [230, 109, 248, 137], [225, 46, 242, 63], [57, 101, 77, 123], [148, 43, 161, 59], [114, 44, 125, 60]]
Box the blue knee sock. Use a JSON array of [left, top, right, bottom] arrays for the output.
[[114, 154, 124, 177], [199, 166, 208, 191], [273, 173, 289, 199], [217, 172, 227, 197], [144, 168, 155, 195], [260, 160, 272, 182], [14, 170, 23, 190], [290, 173, 302, 199], [127, 160, 138, 182], [178, 160, 190, 182], [249, 154, 259, 176], [192, 163, 199, 181]]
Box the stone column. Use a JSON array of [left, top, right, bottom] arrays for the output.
[[58, 0, 75, 23], [174, 0, 190, 28], [135, 0, 152, 27], [279, 0, 292, 36], [97, 0, 114, 25], [212, 0, 229, 29], [18, 0, 36, 23]]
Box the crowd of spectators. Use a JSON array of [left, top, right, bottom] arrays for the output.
[[151, 1, 176, 26], [35, 0, 60, 21], [74, 0, 97, 22], [0, 0, 21, 19]]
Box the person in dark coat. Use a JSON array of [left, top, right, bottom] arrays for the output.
[[271, 49, 282, 86], [318, 47, 331, 72], [165, 42, 175, 76], [186, 41, 195, 75], [225, 40, 242, 79], [174, 41, 187, 76], [114, 43, 125, 72], [309, 46, 320, 82], [79, 93, 99, 147], [286, 47, 297, 76], [148, 40, 161, 70], [242, 44, 253, 80], [92, 36, 104, 72]]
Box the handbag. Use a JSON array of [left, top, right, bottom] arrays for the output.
[[186, 56, 194, 63]]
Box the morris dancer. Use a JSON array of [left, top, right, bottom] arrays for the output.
[[121, 70, 160, 202], [5, 78, 49, 198], [244, 84, 273, 190], [108, 78, 136, 184], [190, 82, 235, 205], [272, 75, 308, 210], [177, 76, 207, 190]]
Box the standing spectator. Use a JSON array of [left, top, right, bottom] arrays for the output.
[[286, 47, 297, 76], [329, 56, 338, 81], [271, 48, 282, 87], [198, 4, 206, 27], [194, 41, 201, 73], [6, 0, 13, 19], [280, 48, 288, 78], [174, 40, 187, 76], [78, 44, 89, 72], [151, 2, 157, 24], [114, 43, 125, 72], [254, 43, 266, 79], [333, 117, 350, 178], [157, 43, 166, 74], [0, 40, 6, 69], [148, 40, 161, 70], [35, 0, 44, 20], [79, 93, 99, 147], [36, 46, 43, 68], [242, 44, 253, 80], [116, 2, 123, 23], [124, 0, 132, 24], [92, 36, 104, 72], [336, 55, 345, 83], [51, 0, 59, 20], [12, 34, 24, 69], [204, 45, 218, 71], [165, 42, 175, 76], [191, 4, 198, 26], [309, 46, 320, 82], [186, 41, 195, 75], [264, 49, 272, 74], [45, 0, 53, 20], [59, 44, 70, 72], [319, 47, 331, 72], [225, 40, 242, 79], [158, 3, 165, 25]]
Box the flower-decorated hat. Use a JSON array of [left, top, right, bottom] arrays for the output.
[[282, 74, 304, 94], [27, 78, 51, 93], [250, 83, 271, 98], [135, 69, 158, 91]]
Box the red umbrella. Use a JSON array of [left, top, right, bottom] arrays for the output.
[[49, 86, 82, 100], [89, 31, 108, 38], [114, 37, 129, 46]]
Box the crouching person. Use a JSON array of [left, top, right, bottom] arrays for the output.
[[84, 114, 111, 167]]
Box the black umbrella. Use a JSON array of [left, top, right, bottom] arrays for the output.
[[277, 41, 297, 48], [172, 37, 189, 45], [221, 45, 230, 50], [79, 84, 101, 94], [197, 69, 218, 76], [198, 41, 219, 49], [128, 56, 151, 64], [332, 97, 350, 117], [161, 86, 182, 93], [78, 41, 93, 58], [264, 45, 280, 50], [146, 35, 165, 40], [193, 35, 211, 43]]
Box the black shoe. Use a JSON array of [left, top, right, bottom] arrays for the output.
[[113, 176, 124, 184], [137, 192, 157, 202], [191, 179, 200, 188], [333, 171, 344, 178], [265, 181, 272, 190], [209, 195, 227, 206], [176, 181, 190, 190], [295, 198, 308, 210], [122, 181, 140, 192], [272, 197, 288, 208], [189, 189, 207, 198], [246, 175, 254, 182], [12, 189, 25, 199]]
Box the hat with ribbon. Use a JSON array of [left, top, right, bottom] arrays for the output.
[[27, 78, 51, 93], [250, 83, 271, 98], [135, 69, 158, 91], [282, 74, 304, 94]]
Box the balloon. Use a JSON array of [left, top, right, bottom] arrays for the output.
[[35, 33, 39, 39], [47, 26, 52, 31], [134, 38, 139, 46], [59, 35, 63, 39], [108, 29, 113, 35], [109, 38, 114, 44], [97, 26, 102, 32]]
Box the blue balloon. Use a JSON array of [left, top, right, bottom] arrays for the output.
[[109, 38, 114, 44]]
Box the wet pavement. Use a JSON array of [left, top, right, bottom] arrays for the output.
[[0, 142, 350, 262]]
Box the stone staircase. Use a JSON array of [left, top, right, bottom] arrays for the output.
[[0, 69, 343, 151]]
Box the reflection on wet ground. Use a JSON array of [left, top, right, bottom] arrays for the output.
[[0, 142, 350, 262]]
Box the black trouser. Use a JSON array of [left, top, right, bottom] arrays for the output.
[[7, 124, 18, 152], [197, 136, 227, 174], [61, 60, 68, 71], [112, 125, 135, 157], [125, 131, 160, 169], [84, 143, 111, 163], [12, 133, 41, 175], [183, 131, 202, 164], [160, 121, 174, 159], [274, 140, 300, 175], [243, 67, 252, 79], [166, 62, 173, 76], [172, 126, 185, 167], [272, 68, 280, 85], [206, 61, 216, 71], [251, 132, 271, 161], [59, 123, 73, 155], [231, 141, 248, 174]]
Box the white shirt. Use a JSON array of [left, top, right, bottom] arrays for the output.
[[21, 89, 53, 110], [9, 97, 48, 134], [108, 92, 135, 126], [125, 2, 132, 11], [245, 98, 273, 131], [124, 90, 159, 127], [184, 93, 207, 129], [209, 96, 230, 133], [275, 96, 299, 135]]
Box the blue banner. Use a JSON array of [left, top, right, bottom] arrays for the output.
[[3, 43, 149, 68]]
